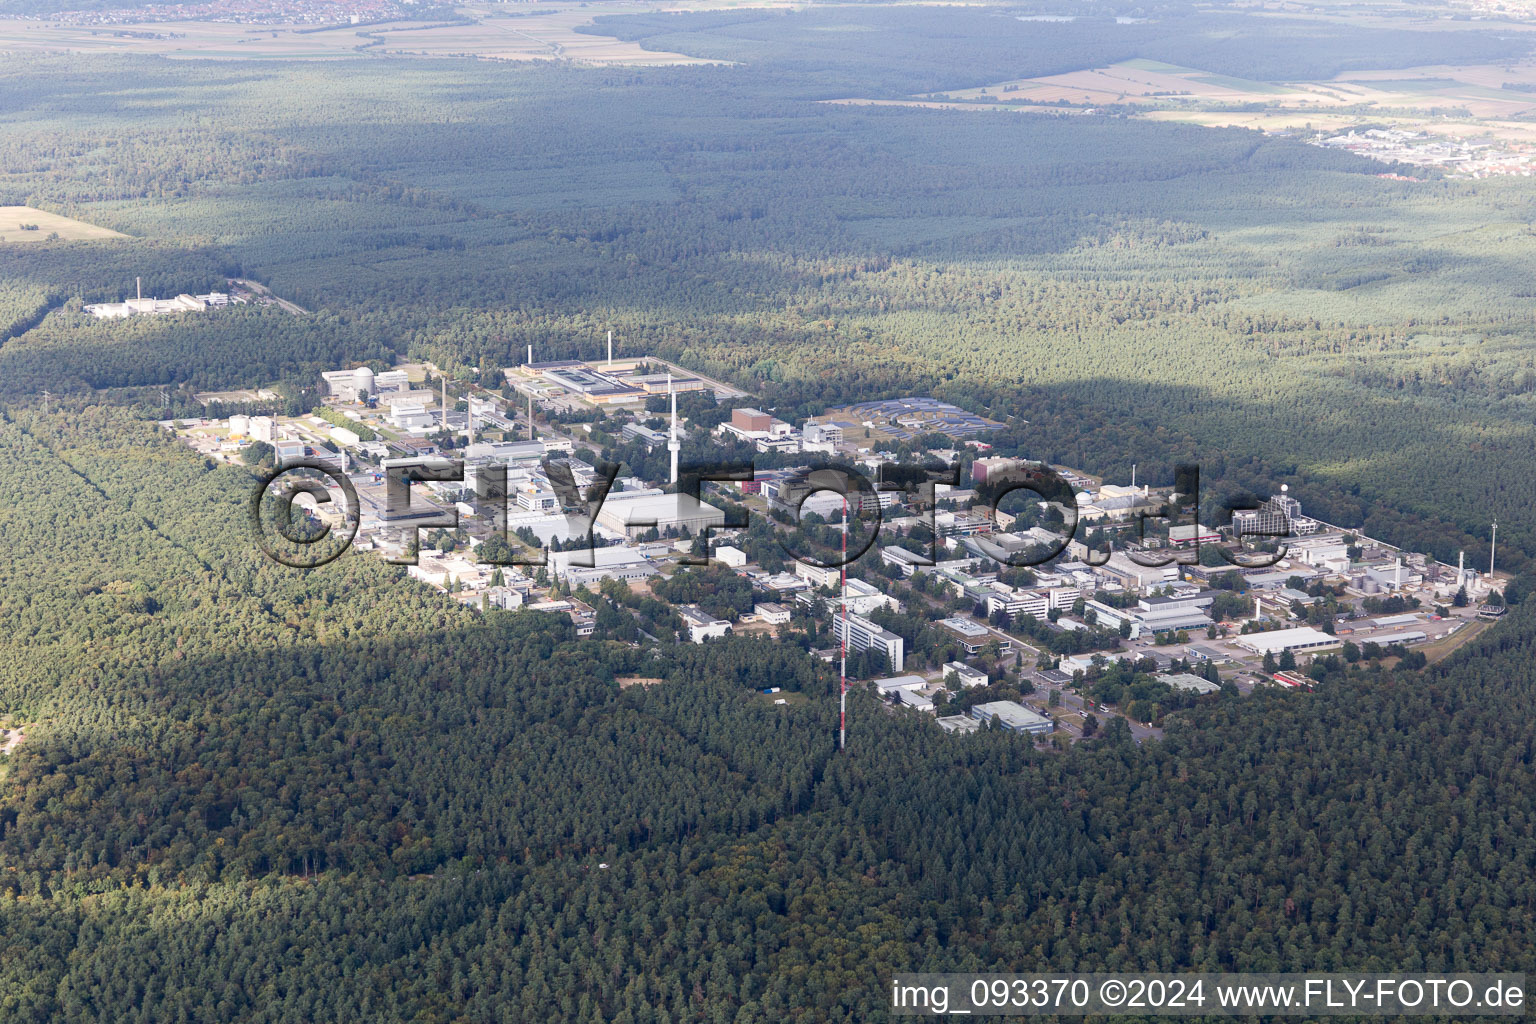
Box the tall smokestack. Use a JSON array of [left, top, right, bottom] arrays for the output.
[[136, 276, 142, 302], [607, 330, 613, 367]]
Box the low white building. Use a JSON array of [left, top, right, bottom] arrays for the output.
[[679, 605, 732, 644], [1157, 672, 1220, 695], [753, 602, 792, 625], [874, 674, 927, 696], [548, 546, 657, 588], [389, 402, 435, 431], [794, 559, 841, 589], [714, 545, 748, 569], [943, 661, 989, 688]]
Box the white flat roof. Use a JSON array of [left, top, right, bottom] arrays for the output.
[[1234, 626, 1340, 655], [1371, 630, 1428, 645], [598, 492, 724, 526], [874, 674, 926, 692]]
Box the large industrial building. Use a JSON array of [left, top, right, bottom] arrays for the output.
[[321, 367, 377, 403], [86, 288, 232, 319], [594, 492, 726, 539], [510, 356, 702, 408], [540, 365, 645, 405], [1234, 626, 1342, 656]]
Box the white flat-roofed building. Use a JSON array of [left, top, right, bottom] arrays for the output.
[[1157, 672, 1221, 694], [944, 662, 989, 688], [86, 291, 229, 319], [330, 426, 361, 448], [594, 492, 726, 539], [874, 674, 927, 695], [515, 487, 560, 513], [714, 545, 748, 568], [970, 701, 1052, 735], [463, 440, 546, 465], [937, 715, 981, 734], [1099, 551, 1181, 589], [1060, 651, 1134, 675], [834, 613, 905, 672], [1371, 630, 1428, 646], [483, 586, 525, 611], [896, 689, 935, 713], [1168, 524, 1221, 546], [548, 545, 657, 587], [374, 369, 411, 392], [248, 415, 276, 442], [753, 602, 792, 625], [378, 389, 438, 408], [389, 402, 435, 431], [621, 422, 668, 448], [794, 559, 841, 589], [1132, 604, 1213, 637], [679, 605, 732, 644], [984, 585, 1049, 621], [759, 572, 809, 595], [798, 577, 900, 616], [1234, 626, 1341, 656], [938, 616, 1009, 655], [881, 546, 928, 577], [803, 422, 843, 446], [1292, 539, 1349, 567]]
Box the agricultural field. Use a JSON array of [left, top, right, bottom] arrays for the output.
[[0, 1, 730, 63], [0, 205, 124, 244], [864, 55, 1536, 172]]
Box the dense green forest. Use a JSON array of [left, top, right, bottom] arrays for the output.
[[5, 5, 1536, 1017]]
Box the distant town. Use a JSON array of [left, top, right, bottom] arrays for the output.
[[33, 0, 437, 27], [168, 343, 1509, 747], [1305, 126, 1536, 178]]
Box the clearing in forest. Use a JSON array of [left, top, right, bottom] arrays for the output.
[[0, 206, 125, 244]]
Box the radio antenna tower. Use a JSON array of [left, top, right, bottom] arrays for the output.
[[840, 494, 849, 752], [41, 390, 51, 415], [667, 373, 680, 486]]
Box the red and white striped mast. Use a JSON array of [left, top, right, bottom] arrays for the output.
[[840, 494, 848, 751]]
